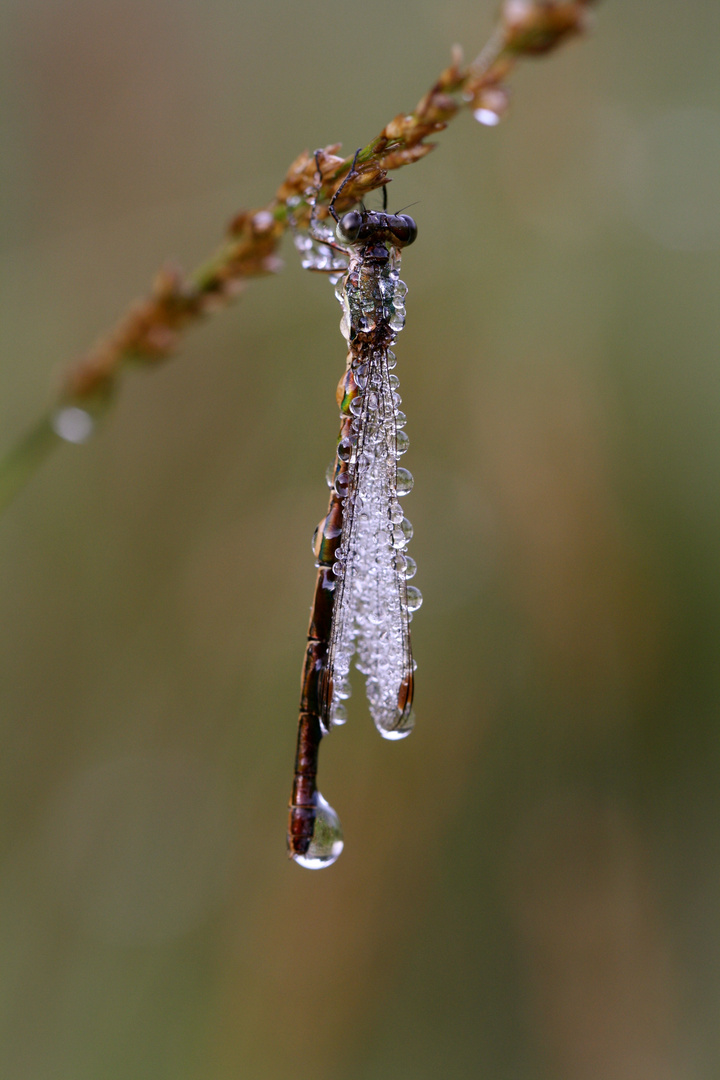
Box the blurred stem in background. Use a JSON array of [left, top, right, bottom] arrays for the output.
[[0, 0, 601, 516]]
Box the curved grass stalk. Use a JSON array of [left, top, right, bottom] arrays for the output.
[[0, 0, 601, 514]]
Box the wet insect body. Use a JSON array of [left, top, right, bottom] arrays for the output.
[[288, 170, 421, 868]]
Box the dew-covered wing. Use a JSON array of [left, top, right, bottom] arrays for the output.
[[324, 345, 415, 738]]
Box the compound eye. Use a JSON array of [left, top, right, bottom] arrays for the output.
[[338, 210, 363, 242], [392, 215, 418, 246]]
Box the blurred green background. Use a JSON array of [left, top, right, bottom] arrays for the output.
[[2, 1, 720, 1077]]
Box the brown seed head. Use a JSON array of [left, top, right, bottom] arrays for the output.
[[501, 0, 591, 56]]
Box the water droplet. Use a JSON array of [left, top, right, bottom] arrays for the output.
[[335, 471, 351, 498], [52, 407, 94, 444], [406, 585, 423, 612], [473, 87, 510, 127], [378, 709, 415, 741], [330, 702, 348, 726], [349, 395, 364, 417], [253, 210, 274, 233], [400, 517, 413, 543], [396, 468, 414, 496], [474, 107, 502, 127], [337, 437, 355, 462], [291, 793, 344, 869], [386, 350, 397, 369], [333, 676, 352, 700], [391, 527, 407, 549], [334, 651, 351, 676], [395, 430, 409, 455], [395, 411, 407, 429], [325, 462, 336, 487], [403, 556, 417, 580]]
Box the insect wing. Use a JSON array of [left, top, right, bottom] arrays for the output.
[[324, 347, 414, 738]]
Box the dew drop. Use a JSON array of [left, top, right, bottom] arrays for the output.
[[403, 555, 417, 580], [325, 461, 335, 487], [52, 407, 94, 444], [378, 709, 415, 741], [333, 651, 351, 677], [334, 471, 351, 498], [400, 517, 414, 543], [406, 585, 423, 612], [291, 793, 344, 869], [253, 210, 274, 232], [473, 86, 510, 127], [330, 702, 348, 726], [395, 429, 409, 455], [337, 437, 355, 463], [396, 468, 414, 496], [474, 107, 502, 127], [391, 526, 407, 549], [333, 676, 352, 700]]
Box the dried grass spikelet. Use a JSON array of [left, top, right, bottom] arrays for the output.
[[501, 0, 596, 56]]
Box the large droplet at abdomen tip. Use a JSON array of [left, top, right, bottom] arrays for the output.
[[290, 793, 344, 869]]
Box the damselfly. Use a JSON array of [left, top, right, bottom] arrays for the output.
[[288, 153, 421, 868]]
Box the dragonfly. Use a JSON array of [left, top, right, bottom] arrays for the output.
[[287, 152, 422, 868]]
